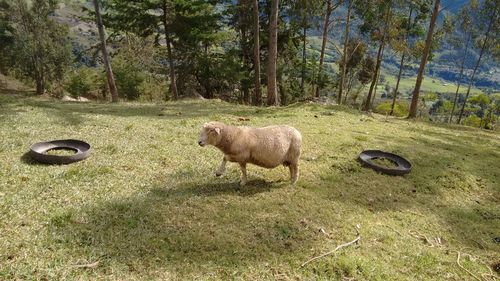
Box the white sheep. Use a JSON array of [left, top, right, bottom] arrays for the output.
[[198, 121, 302, 185]]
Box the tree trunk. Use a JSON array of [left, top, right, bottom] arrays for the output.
[[343, 71, 355, 104], [240, 12, 251, 105], [390, 53, 405, 115], [363, 40, 384, 111], [35, 75, 44, 96], [363, 4, 391, 111], [408, 0, 440, 118], [449, 32, 471, 123], [370, 43, 386, 108], [267, 0, 279, 106], [252, 0, 262, 105], [390, 7, 413, 116], [300, 23, 307, 94], [315, 0, 333, 98], [162, 0, 178, 100], [338, 0, 353, 105], [93, 0, 118, 103], [457, 9, 496, 124]]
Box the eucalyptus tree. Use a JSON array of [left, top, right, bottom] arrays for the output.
[[267, 0, 280, 105], [314, 0, 342, 98], [354, 0, 393, 111], [457, 0, 499, 124], [389, 0, 430, 115], [408, 0, 440, 118], [92, 0, 118, 102], [100, 0, 179, 99], [252, 0, 262, 105], [338, 0, 354, 104], [448, 0, 479, 123]]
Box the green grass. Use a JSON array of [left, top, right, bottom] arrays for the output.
[[370, 157, 399, 169], [45, 148, 78, 156], [1, 92, 499, 280]]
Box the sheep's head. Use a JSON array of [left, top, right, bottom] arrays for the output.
[[198, 122, 221, 147]]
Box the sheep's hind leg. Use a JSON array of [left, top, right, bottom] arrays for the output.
[[216, 156, 227, 177], [289, 163, 299, 185], [239, 163, 248, 186]]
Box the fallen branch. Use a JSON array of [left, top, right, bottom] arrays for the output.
[[456, 251, 482, 281], [71, 261, 100, 269], [301, 226, 361, 267], [409, 230, 434, 247]]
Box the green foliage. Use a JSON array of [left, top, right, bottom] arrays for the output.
[[138, 78, 169, 102], [64, 67, 100, 98], [375, 101, 409, 117], [2, 0, 71, 94], [464, 114, 481, 127], [112, 55, 145, 100]]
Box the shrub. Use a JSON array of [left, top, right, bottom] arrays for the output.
[[64, 67, 99, 98], [463, 114, 481, 127], [138, 77, 169, 102], [112, 56, 145, 100], [375, 101, 409, 117]]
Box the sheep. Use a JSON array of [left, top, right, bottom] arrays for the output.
[[198, 121, 302, 185]]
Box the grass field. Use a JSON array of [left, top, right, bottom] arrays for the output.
[[1, 90, 499, 280]]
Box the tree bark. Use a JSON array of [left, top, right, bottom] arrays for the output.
[[408, 0, 440, 118], [338, 0, 353, 105], [35, 75, 44, 96], [449, 32, 471, 123], [363, 40, 384, 111], [363, 4, 391, 111], [390, 7, 413, 116], [252, 0, 262, 105], [370, 43, 386, 108], [300, 23, 307, 94], [241, 19, 251, 104], [315, 0, 333, 98], [457, 9, 496, 124], [267, 0, 279, 106], [162, 0, 178, 100], [93, 0, 118, 102]]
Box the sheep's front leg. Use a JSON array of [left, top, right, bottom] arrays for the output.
[[239, 163, 247, 186], [216, 156, 227, 177]]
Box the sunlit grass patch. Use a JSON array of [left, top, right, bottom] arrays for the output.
[[0, 94, 499, 280]]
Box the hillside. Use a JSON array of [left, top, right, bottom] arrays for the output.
[[1, 90, 499, 280]]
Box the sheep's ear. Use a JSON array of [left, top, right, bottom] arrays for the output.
[[214, 127, 221, 135]]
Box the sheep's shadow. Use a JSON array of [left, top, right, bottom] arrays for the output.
[[49, 179, 310, 273], [153, 178, 289, 198]]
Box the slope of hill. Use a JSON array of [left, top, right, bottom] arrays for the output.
[[1, 91, 499, 279]]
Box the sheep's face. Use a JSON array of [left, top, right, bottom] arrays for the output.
[[198, 123, 221, 147]]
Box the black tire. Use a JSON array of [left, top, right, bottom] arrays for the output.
[[358, 150, 412, 176], [29, 139, 91, 165]]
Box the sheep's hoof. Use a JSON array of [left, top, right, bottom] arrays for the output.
[[215, 173, 222, 177]]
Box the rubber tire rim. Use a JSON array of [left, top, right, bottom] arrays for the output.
[[358, 150, 412, 176], [29, 139, 91, 164]]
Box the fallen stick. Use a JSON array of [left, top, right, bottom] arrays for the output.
[[456, 251, 481, 281], [301, 227, 361, 267]]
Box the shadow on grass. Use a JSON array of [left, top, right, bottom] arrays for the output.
[[152, 179, 288, 198], [323, 127, 500, 254], [49, 179, 308, 273], [20, 152, 40, 165], [1, 92, 358, 127]]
